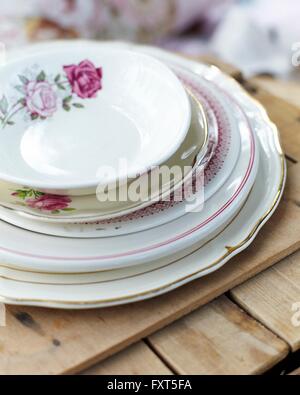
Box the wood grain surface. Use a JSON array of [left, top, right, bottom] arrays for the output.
[[148, 296, 288, 375], [231, 250, 300, 352], [83, 342, 172, 375]]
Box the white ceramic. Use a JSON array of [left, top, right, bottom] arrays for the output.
[[0, 47, 191, 195], [0, 71, 241, 238], [0, 111, 284, 307], [0, 87, 208, 222], [0, 85, 258, 272], [0, 42, 285, 308]]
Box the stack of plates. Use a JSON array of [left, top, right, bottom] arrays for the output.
[[0, 41, 285, 309]]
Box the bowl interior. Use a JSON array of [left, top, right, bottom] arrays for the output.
[[0, 47, 191, 190]]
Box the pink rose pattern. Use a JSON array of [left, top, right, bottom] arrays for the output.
[[27, 194, 72, 212], [64, 60, 103, 99], [11, 189, 75, 214], [0, 60, 103, 129], [26, 81, 57, 118]]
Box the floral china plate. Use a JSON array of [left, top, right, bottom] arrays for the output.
[[0, 47, 191, 195]]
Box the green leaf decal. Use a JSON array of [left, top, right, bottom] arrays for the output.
[[12, 188, 44, 200], [57, 83, 66, 91], [72, 103, 84, 108], [36, 71, 46, 82], [63, 96, 73, 104], [0, 96, 8, 115], [15, 85, 26, 94], [14, 190, 28, 200], [18, 75, 29, 85]]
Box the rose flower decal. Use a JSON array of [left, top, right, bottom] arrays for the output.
[[26, 81, 58, 119], [11, 189, 75, 214], [64, 60, 103, 99], [0, 60, 103, 129]]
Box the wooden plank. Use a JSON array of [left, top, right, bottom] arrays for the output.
[[244, 81, 300, 162], [0, 198, 299, 375], [231, 249, 300, 352], [230, 160, 300, 355], [148, 296, 288, 375], [283, 162, 300, 206], [286, 157, 297, 168], [251, 77, 300, 109], [289, 367, 300, 375], [82, 341, 172, 375]]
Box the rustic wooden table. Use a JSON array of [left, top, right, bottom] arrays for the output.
[[0, 57, 300, 375]]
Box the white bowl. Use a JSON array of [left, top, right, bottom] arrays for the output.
[[0, 88, 209, 223], [0, 47, 191, 194]]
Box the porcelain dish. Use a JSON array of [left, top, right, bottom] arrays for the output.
[[0, 76, 258, 272], [0, 41, 285, 309], [0, 47, 191, 195], [0, 86, 209, 222], [0, 109, 284, 307], [0, 68, 242, 238]]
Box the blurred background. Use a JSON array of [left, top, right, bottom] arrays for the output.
[[0, 0, 299, 79]]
